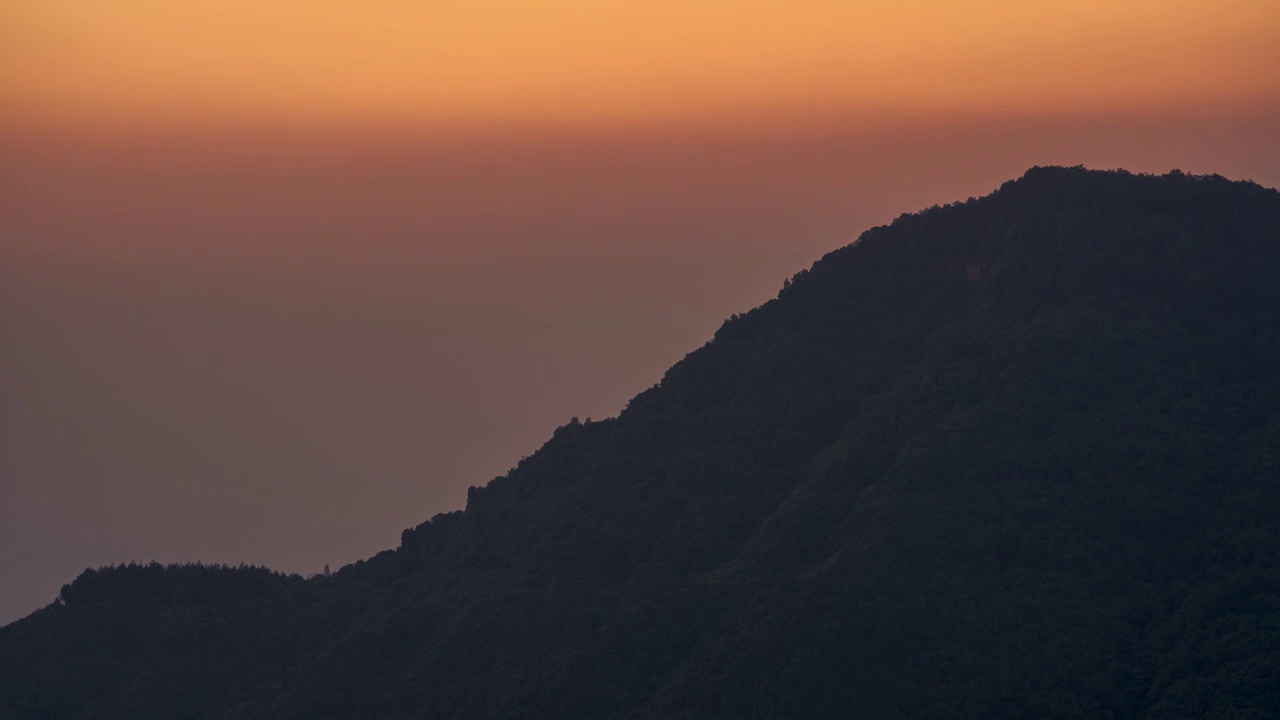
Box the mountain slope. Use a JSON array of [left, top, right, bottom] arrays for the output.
[[3, 167, 1279, 719]]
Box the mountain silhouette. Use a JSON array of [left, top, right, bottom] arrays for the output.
[[3, 166, 1279, 719]]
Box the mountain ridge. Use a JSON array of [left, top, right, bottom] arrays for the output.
[[4, 166, 1280, 719]]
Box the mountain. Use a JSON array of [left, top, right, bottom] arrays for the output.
[[3, 167, 1279, 719]]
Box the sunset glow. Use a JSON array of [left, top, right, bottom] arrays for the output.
[[4, 0, 1278, 131]]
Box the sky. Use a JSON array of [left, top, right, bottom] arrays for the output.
[[2, 0, 1279, 625]]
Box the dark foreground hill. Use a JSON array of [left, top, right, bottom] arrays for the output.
[[4, 167, 1280, 719]]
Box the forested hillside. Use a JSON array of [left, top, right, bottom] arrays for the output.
[[4, 167, 1279, 719]]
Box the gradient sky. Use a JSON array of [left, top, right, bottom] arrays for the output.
[[4, 0, 1280, 129], [2, 1, 1279, 625]]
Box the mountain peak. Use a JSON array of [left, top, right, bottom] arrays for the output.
[[5, 168, 1280, 719]]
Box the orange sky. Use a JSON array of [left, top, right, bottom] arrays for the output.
[[4, 0, 1279, 131]]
